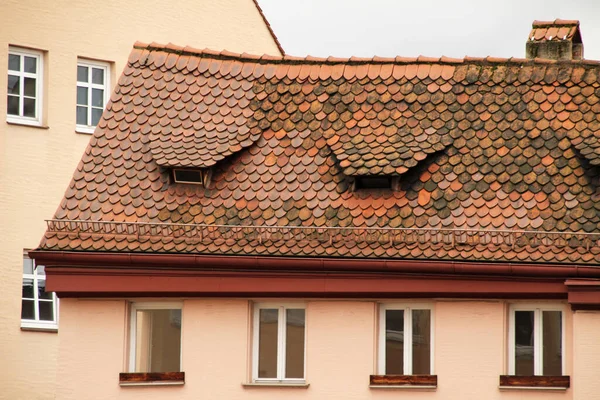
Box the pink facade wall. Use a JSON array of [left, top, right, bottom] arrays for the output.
[[56, 298, 581, 400]]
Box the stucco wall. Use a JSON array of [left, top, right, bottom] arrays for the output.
[[54, 299, 576, 400], [0, 2, 280, 398], [572, 311, 600, 399]]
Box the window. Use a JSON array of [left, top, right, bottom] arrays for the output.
[[252, 304, 306, 382], [21, 255, 58, 330], [76, 59, 109, 133], [7, 47, 43, 125], [128, 303, 182, 373], [508, 305, 564, 376], [378, 304, 433, 375]]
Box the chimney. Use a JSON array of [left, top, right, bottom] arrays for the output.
[[526, 19, 583, 60]]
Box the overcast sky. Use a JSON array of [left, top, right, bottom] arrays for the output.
[[259, 0, 600, 60]]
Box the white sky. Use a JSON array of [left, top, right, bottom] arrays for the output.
[[259, 0, 600, 60]]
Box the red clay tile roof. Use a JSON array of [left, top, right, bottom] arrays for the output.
[[252, 0, 285, 55], [39, 43, 600, 264], [529, 19, 581, 42]]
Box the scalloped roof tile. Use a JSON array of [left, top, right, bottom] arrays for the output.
[[38, 42, 600, 264]]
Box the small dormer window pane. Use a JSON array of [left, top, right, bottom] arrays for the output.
[[356, 176, 392, 190], [173, 169, 203, 184]]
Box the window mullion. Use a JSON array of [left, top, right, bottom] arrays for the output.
[[404, 308, 412, 375], [19, 74, 24, 117], [534, 309, 542, 375], [33, 268, 40, 321], [278, 306, 286, 380]]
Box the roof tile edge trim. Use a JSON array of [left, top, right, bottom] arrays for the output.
[[45, 220, 600, 252]]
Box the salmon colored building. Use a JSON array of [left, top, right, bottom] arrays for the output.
[[0, 1, 282, 399], [32, 19, 600, 399]]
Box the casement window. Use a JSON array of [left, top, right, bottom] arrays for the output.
[[76, 59, 109, 133], [508, 305, 564, 376], [252, 304, 306, 382], [7, 47, 43, 125], [128, 303, 182, 373], [21, 255, 58, 330], [378, 304, 433, 375]]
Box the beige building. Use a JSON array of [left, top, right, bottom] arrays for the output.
[[0, 1, 281, 398], [30, 19, 600, 400]]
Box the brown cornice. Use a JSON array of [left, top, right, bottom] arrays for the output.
[[29, 250, 600, 278]]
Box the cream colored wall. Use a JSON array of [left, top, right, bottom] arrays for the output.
[[0, 1, 280, 398], [572, 311, 600, 399], [54, 299, 576, 400]]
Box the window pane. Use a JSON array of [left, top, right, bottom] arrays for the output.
[[91, 107, 103, 126], [23, 258, 34, 274], [77, 65, 88, 82], [24, 77, 36, 97], [39, 301, 54, 321], [92, 88, 104, 107], [8, 54, 20, 71], [76, 106, 88, 125], [412, 309, 431, 374], [23, 98, 36, 118], [22, 278, 34, 299], [543, 311, 562, 376], [24, 56, 37, 73], [37, 279, 52, 300], [7, 95, 19, 115], [77, 86, 88, 105], [92, 67, 104, 84], [135, 309, 181, 372], [515, 311, 535, 376], [385, 309, 404, 374], [37, 265, 46, 275], [285, 309, 305, 379], [21, 299, 35, 319], [258, 308, 278, 378], [8, 75, 20, 94]]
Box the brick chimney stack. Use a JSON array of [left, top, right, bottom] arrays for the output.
[[526, 19, 583, 60]]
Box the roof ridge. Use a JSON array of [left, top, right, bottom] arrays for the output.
[[251, 0, 285, 56], [131, 41, 600, 66], [533, 19, 580, 28]]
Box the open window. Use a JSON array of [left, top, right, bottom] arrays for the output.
[[121, 302, 184, 386]]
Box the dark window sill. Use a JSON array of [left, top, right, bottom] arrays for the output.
[[119, 372, 184, 386], [499, 375, 570, 389], [370, 374, 437, 388]]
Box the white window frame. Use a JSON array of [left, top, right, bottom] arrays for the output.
[[508, 304, 566, 376], [21, 254, 58, 330], [128, 301, 183, 373], [75, 59, 110, 134], [252, 302, 306, 383], [378, 303, 434, 375], [7, 46, 43, 126]]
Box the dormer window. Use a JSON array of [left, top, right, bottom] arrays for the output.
[[353, 176, 399, 191], [172, 168, 212, 186]]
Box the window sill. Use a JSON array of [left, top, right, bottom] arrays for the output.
[[7, 119, 48, 129], [499, 375, 570, 390], [21, 321, 58, 332], [119, 372, 184, 387], [242, 382, 309, 388], [75, 125, 96, 135], [370, 374, 437, 388]]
